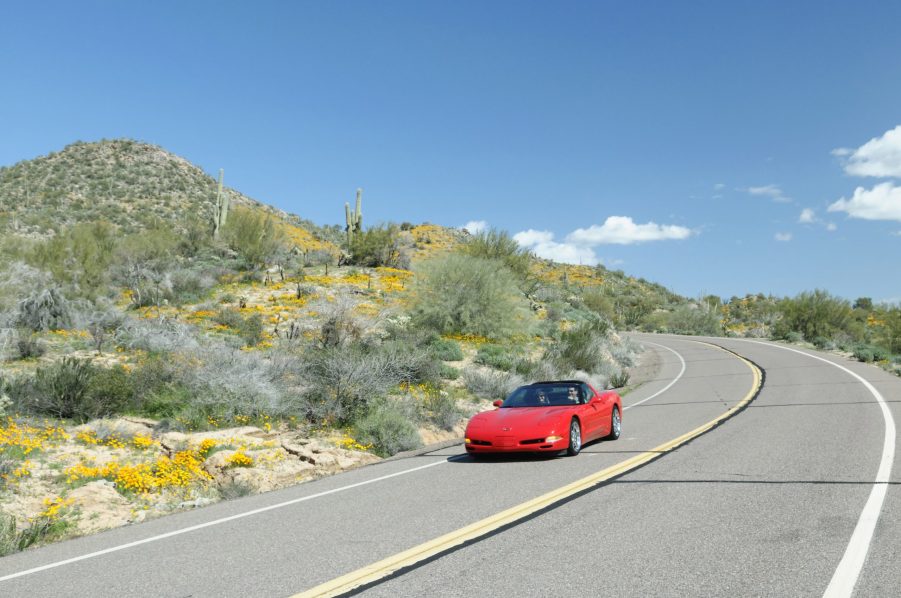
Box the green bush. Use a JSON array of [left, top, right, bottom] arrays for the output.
[[853, 345, 890, 363], [548, 318, 611, 374], [417, 391, 462, 431], [430, 338, 463, 361], [14, 330, 45, 359], [811, 336, 831, 350], [461, 229, 531, 279], [609, 371, 630, 388], [853, 346, 875, 363], [774, 290, 852, 342], [25, 358, 96, 421], [475, 344, 517, 371], [214, 308, 263, 346], [438, 363, 460, 380], [87, 366, 135, 414], [666, 304, 722, 336], [348, 225, 403, 268], [354, 401, 422, 457], [411, 254, 527, 339], [222, 206, 285, 267]]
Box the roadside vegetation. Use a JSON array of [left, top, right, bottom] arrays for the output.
[[4, 138, 894, 553]]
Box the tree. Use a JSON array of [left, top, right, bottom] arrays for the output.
[[222, 206, 285, 268]]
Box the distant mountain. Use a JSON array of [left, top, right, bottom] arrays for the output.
[[0, 139, 340, 245]]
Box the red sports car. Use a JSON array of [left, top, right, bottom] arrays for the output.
[[465, 380, 622, 456]]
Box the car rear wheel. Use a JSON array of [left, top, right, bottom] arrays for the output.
[[606, 406, 621, 440], [566, 419, 582, 456]]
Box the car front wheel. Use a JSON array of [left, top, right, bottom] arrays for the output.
[[566, 419, 582, 456], [606, 406, 621, 440]]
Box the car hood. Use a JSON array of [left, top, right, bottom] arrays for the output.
[[468, 406, 573, 432]]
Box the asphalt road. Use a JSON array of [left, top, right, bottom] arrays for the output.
[[0, 335, 897, 597]]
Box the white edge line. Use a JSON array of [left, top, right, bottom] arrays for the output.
[[0, 458, 451, 583], [624, 340, 687, 411], [734, 339, 895, 598]]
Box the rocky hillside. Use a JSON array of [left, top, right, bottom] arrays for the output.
[[0, 139, 342, 245]]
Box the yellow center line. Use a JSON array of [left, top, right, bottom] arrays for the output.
[[294, 342, 762, 598]]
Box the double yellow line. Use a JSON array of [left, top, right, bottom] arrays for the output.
[[295, 343, 762, 597]]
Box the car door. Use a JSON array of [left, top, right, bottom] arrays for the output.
[[580, 385, 606, 439]]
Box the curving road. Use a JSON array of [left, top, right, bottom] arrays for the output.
[[0, 335, 897, 597]]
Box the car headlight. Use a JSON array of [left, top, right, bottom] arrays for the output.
[[545, 435, 563, 442]]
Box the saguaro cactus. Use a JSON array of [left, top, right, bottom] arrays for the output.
[[212, 169, 229, 238], [345, 188, 363, 245]]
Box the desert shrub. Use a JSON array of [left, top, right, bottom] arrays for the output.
[[20, 358, 96, 421], [214, 308, 263, 346], [237, 313, 264, 346], [853, 346, 875, 363], [28, 221, 118, 298], [773, 290, 853, 341], [609, 371, 631, 388], [462, 367, 524, 401], [116, 318, 200, 353], [86, 366, 135, 414], [184, 346, 303, 423], [548, 318, 611, 374], [417, 391, 462, 431], [853, 345, 889, 363], [581, 290, 616, 320], [354, 400, 422, 457], [512, 358, 561, 382], [430, 338, 463, 361], [811, 336, 832, 350], [222, 206, 286, 268], [439, 363, 460, 380], [300, 340, 434, 423], [169, 268, 216, 304], [214, 307, 245, 329], [474, 344, 517, 371], [15, 288, 71, 332], [217, 478, 255, 500], [666, 304, 722, 336], [411, 254, 527, 339], [348, 225, 403, 268], [461, 229, 531, 279], [14, 329, 45, 359], [0, 511, 61, 556]]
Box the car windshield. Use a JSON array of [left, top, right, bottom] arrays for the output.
[[501, 385, 583, 407]]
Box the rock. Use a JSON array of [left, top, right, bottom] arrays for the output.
[[68, 480, 134, 534], [222, 459, 317, 493], [177, 497, 214, 509]]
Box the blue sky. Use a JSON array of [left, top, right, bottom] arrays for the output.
[[2, 1, 900, 302]]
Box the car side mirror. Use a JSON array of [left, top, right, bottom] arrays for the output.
[[493, 400, 503, 408]]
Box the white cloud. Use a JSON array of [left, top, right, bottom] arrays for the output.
[[566, 216, 693, 245], [774, 232, 793, 242], [713, 183, 726, 190], [513, 229, 598, 264], [836, 124, 901, 177], [826, 223, 838, 232], [745, 184, 791, 203], [799, 208, 816, 223], [828, 182, 901, 222], [461, 220, 488, 234]]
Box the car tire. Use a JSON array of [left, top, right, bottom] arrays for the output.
[[606, 406, 621, 440], [566, 419, 582, 456]]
